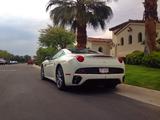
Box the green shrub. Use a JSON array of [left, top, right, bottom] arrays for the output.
[[142, 51, 160, 68], [126, 51, 160, 68], [36, 47, 57, 65], [126, 51, 144, 65]]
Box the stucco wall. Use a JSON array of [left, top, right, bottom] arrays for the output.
[[111, 23, 160, 57], [87, 41, 111, 55]]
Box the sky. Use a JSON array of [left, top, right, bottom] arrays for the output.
[[0, 0, 160, 56]]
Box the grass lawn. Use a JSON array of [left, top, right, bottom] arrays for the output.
[[125, 65, 160, 91]]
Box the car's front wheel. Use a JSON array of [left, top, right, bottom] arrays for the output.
[[56, 66, 66, 90], [41, 66, 46, 80]]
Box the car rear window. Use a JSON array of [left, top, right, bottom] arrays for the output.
[[68, 48, 98, 54]]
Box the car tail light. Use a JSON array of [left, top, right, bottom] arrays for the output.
[[118, 57, 123, 63], [76, 55, 84, 62]]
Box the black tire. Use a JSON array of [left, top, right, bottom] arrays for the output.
[[41, 66, 46, 80], [56, 66, 66, 90]]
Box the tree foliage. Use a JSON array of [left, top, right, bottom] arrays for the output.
[[46, 0, 113, 48], [0, 50, 13, 60], [0, 50, 31, 63], [36, 47, 57, 65], [39, 26, 75, 49]]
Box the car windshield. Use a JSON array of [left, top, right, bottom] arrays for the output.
[[68, 48, 99, 54]]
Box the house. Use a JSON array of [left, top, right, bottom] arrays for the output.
[[87, 37, 113, 55], [109, 19, 160, 57]]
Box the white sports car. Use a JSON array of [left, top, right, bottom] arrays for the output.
[[41, 48, 125, 90]]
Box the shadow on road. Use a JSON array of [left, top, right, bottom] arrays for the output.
[[44, 79, 117, 95], [66, 86, 116, 95]]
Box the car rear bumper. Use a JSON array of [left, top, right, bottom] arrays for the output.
[[82, 79, 121, 87], [65, 73, 124, 86]]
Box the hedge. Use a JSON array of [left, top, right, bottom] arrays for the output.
[[126, 51, 144, 65], [142, 51, 160, 68], [126, 51, 160, 68]]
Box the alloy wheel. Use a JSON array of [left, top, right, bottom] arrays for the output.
[[56, 66, 65, 90], [41, 66, 45, 80]]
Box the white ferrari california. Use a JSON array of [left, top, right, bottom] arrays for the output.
[[41, 48, 125, 90]]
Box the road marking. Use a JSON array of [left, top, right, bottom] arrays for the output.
[[0, 70, 16, 72]]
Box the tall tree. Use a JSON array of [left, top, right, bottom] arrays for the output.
[[46, 0, 113, 49], [0, 50, 13, 60], [143, 0, 158, 55], [39, 26, 75, 49]]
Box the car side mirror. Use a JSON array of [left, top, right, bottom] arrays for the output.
[[45, 56, 52, 60]]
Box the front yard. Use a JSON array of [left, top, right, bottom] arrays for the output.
[[125, 65, 160, 91]]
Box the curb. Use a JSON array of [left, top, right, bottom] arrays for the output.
[[116, 84, 160, 107], [33, 64, 40, 69]]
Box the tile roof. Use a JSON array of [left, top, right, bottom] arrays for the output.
[[88, 37, 112, 43], [109, 19, 145, 31]]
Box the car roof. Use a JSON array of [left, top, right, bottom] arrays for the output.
[[62, 49, 72, 54], [63, 48, 99, 54]]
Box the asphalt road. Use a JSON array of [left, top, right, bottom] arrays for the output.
[[0, 64, 160, 120]]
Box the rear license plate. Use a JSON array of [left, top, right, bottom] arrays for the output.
[[99, 68, 109, 73]]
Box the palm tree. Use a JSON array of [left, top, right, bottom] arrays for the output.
[[46, 0, 113, 49], [143, 0, 158, 55]]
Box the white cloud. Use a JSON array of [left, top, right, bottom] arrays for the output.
[[0, 17, 50, 55], [0, 0, 49, 20]]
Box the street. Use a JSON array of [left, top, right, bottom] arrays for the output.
[[0, 64, 160, 120]]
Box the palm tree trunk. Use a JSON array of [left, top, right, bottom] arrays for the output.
[[145, 19, 157, 54], [144, 0, 158, 55], [76, 0, 87, 49], [76, 25, 87, 49]]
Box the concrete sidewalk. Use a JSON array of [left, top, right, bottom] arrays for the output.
[[116, 84, 160, 107]]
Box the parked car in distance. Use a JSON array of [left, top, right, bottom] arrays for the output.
[[0, 58, 7, 65], [27, 59, 34, 65], [41, 48, 125, 90], [9, 61, 18, 64]]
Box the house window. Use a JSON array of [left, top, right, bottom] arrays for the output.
[[98, 47, 103, 52], [128, 35, 132, 44], [156, 32, 159, 38], [120, 37, 124, 46], [138, 32, 142, 42]]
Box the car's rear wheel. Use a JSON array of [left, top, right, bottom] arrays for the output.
[[41, 66, 46, 80], [56, 66, 66, 90]]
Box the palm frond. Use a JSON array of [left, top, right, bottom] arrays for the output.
[[85, 0, 113, 30], [46, 0, 75, 11], [71, 20, 77, 33], [47, 0, 113, 31], [47, 0, 77, 28]]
